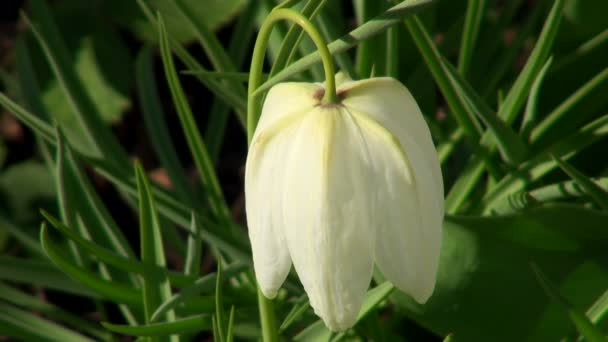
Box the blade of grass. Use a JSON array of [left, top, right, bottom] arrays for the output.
[[0, 283, 111, 341], [134, 0, 247, 121], [520, 56, 553, 139], [0, 95, 250, 261], [226, 306, 236, 342], [529, 177, 608, 203], [41, 210, 195, 287], [172, 0, 246, 162], [497, 0, 565, 124], [0, 256, 96, 297], [551, 154, 608, 210], [481, 114, 608, 212], [158, 15, 232, 230], [150, 263, 247, 322], [530, 67, 608, 148], [184, 213, 203, 277], [255, 0, 433, 96], [0, 301, 95, 342], [279, 295, 310, 333], [458, 0, 486, 77], [40, 224, 141, 305], [135, 162, 177, 338], [102, 314, 213, 336], [215, 261, 226, 341], [136, 47, 195, 206]]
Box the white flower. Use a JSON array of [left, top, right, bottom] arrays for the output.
[[245, 76, 444, 332]]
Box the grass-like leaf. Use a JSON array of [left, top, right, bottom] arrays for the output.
[[481, 114, 608, 212], [497, 0, 565, 124], [521, 56, 554, 139], [551, 154, 608, 210], [0, 283, 110, 341], [135, 162, 177, 337], [529, 177, 608, 203], [458, 0, 486, 77], [0, 301, 95, 342], [158, 14, 232, 230], [150, 263, 247, 322], [530, 67, 608, 149], [102, 314, 213, 336], [40, 224, 141, 305], [279, 295, 310, 333], [41, 210, 195, 287]]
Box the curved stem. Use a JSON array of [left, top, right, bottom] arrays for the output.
[[247, 8, 337, 143]]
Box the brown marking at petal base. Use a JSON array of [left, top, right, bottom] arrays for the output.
[[313, 88, 325, 101], [337, 89, 348, 100]]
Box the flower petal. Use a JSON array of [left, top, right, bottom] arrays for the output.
[[282, 106, 375, 332], [245, 111, 309, 298], [254, 82, 321, 138], [351, 110, 443, 303], [340, 77, 444, 207]]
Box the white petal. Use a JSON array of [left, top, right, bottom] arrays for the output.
[[340, 77, 444, 208], [350, 110, 443, 303], [282, 106, 375, 332], [254, 82, 321, 138], [245, 108, 310, 298]]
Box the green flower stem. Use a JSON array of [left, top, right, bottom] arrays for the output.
[[247, 8, 337, 142], [257, 287, 278, 342]]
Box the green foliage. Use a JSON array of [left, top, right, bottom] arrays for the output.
[[0, 0, 606, 341]]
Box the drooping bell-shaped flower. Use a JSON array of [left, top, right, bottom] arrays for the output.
[[245, 75, 444, 332]]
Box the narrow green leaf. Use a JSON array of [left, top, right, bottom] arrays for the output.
[[279, 295, 310, 332], [0, 301, 94, 342], [551, 154, 608, 210], [102, 314, 213, 336], [497, 0, 565, 124], [136, 47, 194, 206], [0, 256, 95, 297], [441, 55, 529, 164], [135, 0, 247, 122], [25, 0, 128, 165], [256, 0, 433, 96], [181, 70, 265, 82], [481, 114, 608, 212], [184, 213, 203, 277], [316, 10, 356, 79], [0, 283, 110, 341], [158, 14, 232, 229], [0, 92, 54, 141], [226, 306, 236, 342], [41, 210, 195, 287], [135, 162, 176, 333], [404, 17, 482, 147], [529, 178, 608, 203], [458, 0, 486, 77], [530, 67, 608, 148], [172, 0, 246, 162], [40, 224, 141, 305], [150, 263, 247, 322], [215, 261, 226, 342], [521, 56, 554, 139], [587, 290, 608, 325], [531, 264, 606, 342], [356, 282, 394, 321], [0, 96, 250, 261]]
